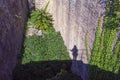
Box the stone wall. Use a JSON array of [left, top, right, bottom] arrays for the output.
[[35, 0, 107, 80], [35, 0, 107, 62], [0, 0, 28, 80]]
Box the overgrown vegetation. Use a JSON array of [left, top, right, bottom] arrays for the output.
[[28, 0, 53, 33], [89, 0, 120, 79], [13, 60, 82, 80], [13, 1, 78, 80], [29, 9, 53, 33], [21, 0, 70, 64], [22, 31, 70, 64]]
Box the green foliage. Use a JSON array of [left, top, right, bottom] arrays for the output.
[[89, 0, 120, 80], [29, 9, 53, 33], [28, 0, 52, 33], [89, 16, 102, 66], [85, 32, 90, 61], [28, 0, 53, 33], [20, 1, 71, 79], [22, 31, 70, 64]]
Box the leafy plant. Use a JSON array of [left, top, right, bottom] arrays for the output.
[[22, 31, 70, 64], [29, 0, 53, 33], [89, 0, 120, 79], [29, 9, 53, 33]]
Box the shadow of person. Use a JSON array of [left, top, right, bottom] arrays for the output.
[[70, 45, 88, 80], [71, 45, 78, 60]]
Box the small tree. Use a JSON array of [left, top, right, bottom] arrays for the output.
[[29, 0, 53, 33]]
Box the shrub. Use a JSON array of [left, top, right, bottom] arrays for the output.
[[22, 31, 70, 64], [28, 0, 53, 33], [29, 9, 53, 33], [89, 0, 120, 80]]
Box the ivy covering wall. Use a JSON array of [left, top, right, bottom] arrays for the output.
[[89, 0, 120, 80]]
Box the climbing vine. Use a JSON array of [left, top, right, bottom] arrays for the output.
[[89, 0, 120, 80]]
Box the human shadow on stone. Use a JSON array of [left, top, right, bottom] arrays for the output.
[[70, 45, 88, 80], [71, 45, 78, 60]]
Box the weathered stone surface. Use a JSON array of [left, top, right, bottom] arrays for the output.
[[28, 0, 35, 11], [35, 0, 107, 80], [26, 27, 42, 36], [0, 0, 28, 80], [35, 0, 107, 62]]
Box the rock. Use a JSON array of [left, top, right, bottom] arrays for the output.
[[26, 27, 42, 36], [0, 0, 28, 80], [35, 0, 107, 62], [28, 0, 35, 11], [35, 0, 107, 80]]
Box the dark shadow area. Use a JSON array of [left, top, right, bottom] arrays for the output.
[[13, 60, 120, 80], [27, 0, 35, 17], [13, 60, 82, 80], [89, 65, 120, 80]]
